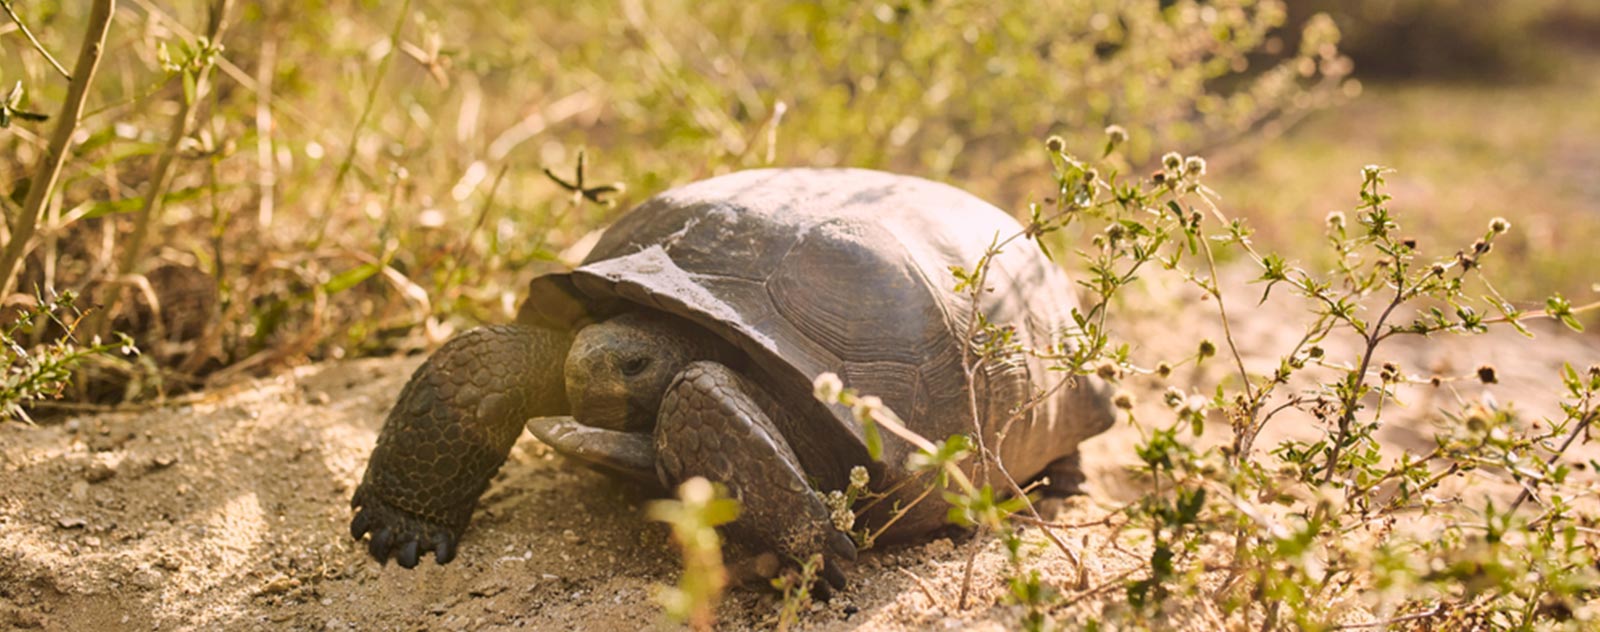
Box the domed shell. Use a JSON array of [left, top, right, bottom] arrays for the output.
[[521, 169, 1110, 504]]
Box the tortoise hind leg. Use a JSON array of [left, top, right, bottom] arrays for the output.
[[1037, 452, 1087, 497], [1029, 452, 1088, 519], [654, 361, 857, 590], [351, 324, 571, 567]]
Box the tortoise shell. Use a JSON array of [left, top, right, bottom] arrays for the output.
[[520, 168, 1112, 535]]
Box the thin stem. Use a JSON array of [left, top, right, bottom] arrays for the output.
[[1, 0, 73, 80], [1329, 604, 1445, 630], [310, 0, 412, 246], [1320, 278, 1407, 485], [118, 0, 232, 275], [1508, 408, 1596, 513], [0, 0, 115, 298]]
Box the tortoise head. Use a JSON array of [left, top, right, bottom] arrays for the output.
[[564, 311, 732, 432]]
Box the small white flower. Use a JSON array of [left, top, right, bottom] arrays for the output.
[[849, 466, 870, 491], [851, 395, 884, 423], [812, 372, 844, 403]]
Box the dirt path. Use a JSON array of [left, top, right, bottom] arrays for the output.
[[3, 284, 1596, 630]]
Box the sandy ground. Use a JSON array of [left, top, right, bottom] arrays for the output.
[[3, 274, 1597, 631]]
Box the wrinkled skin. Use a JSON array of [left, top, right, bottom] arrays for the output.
[[350, 311, 857, 586]]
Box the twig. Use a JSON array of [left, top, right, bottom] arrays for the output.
[[1055, 567, 1139, 610], [440, 163, 510, 284], [253, 16, 278, 228], [1329, 604, 1446, 630], [897, 567, 943, 611], [0, 0, 115, 298], [1509, 409, 1597, 513], [0, 0, 73, 80], [956, 525, 987, 610], [310, 0, 412, 245], [118, 0, 233, 275]]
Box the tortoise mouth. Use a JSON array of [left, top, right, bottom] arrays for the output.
[[526, 416, 656, 484]]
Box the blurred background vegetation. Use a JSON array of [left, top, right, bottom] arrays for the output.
[[2, 0, 1597, 411]]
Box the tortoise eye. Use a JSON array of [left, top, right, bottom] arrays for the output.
[[621, 356, 651, 377]]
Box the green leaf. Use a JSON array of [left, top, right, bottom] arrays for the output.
[[322, 263, 381, 295], [704, 497, 741, 526], [863, 418, 883, 461], [81, 186, 205, 219]]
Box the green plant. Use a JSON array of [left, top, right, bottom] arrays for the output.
[[0, 0, 1350, 402], [808, 130, 1598, 629], [2, 291, 136, 422], [646, 476, 740, 631]]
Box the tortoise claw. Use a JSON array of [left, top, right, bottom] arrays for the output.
[[368, 526, 395, 563], [820, 561, 849, 593], [396, 540, 421, 569], [828, 531, 857, 563], [350, 486, 464, 568], [350, 507, 374, 540], [433, 532, 457, 565]]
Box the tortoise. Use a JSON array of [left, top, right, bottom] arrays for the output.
[[349, 168, 1114, 589]]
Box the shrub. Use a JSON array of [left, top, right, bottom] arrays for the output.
[[807, 136, 1598, 629], [0, 0, 1350, 403]]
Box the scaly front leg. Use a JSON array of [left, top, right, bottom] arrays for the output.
[[654, 361, 857, 590], [351, 324, 571, 567]]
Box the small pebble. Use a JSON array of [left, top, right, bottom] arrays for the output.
[[85, 462, 117, 483]]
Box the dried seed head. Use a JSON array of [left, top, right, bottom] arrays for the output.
[[1183, 156, 1206, 177], [1430, 263, 1447, 277], [1156, 362, 1173, 378], [1473, 239, 1491, 255], [1429, 375, 1443, 387], [1045, 135, 1066, 153], [1105, 224, 1126, 241], [1105, 125, 1129, 145], [1095, 360, 1120, 381], [1307, 346, 1325, 359], [1163, 387, 1185, 408], [1112, 390, 1135, 410], [1198, 339, 1217, 359], [1325, 211, 1346, 230], [1489, 217, 1510, 234], [1162, 152, 1183, 172], [1465, 411, 1489, 434], [1380, 362, 1400, 382], [1477, 365, 1498, 384], [1402, 238, 1417, 250]]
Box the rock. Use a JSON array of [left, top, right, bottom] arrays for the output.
[[57, 517, 87, 529], [85, 461, 117, 483]]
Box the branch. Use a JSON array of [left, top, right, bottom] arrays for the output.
[[1, 0, 73, 80], [117, 0, 233, 275], [0, 0, 115, 298]]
